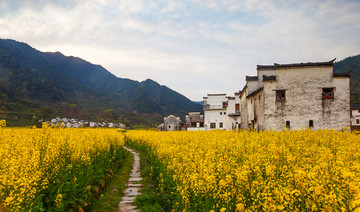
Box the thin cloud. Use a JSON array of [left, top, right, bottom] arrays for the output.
[[0, 0, 359, 100]]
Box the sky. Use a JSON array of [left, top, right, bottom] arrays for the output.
[[1, 0, 360, 101]]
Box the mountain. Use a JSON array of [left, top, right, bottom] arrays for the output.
[[334, 54, 360, 109], [193, 101, 203, 106], [0, 39, 202, 126]]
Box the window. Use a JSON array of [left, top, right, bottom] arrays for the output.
[[259, 95, 261, 101], [219, 122, 223, 128], [220, 112, 222, 115], [357, 119, 360, 124], [210, 123, 216, 129], [309, 120, 314, 128], [322, 88, 335, 99], [235, 104, 240, 112], [276, 90, 286, 102], [224, 112, 226, 115], [286, 121, 290, 129], [222, 102, 228, 108]]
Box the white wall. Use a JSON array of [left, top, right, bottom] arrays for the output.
[[263, 66, 350, 130], [205, 94, 227, 107], [204, 109, 227, 130], [247, 80, 258, 94], [240, 87, 249, 130], [187, 127, 206, 131], [226, 97, 241, 130], [257, 70, 276, 87], [204, 94, 228, 130]]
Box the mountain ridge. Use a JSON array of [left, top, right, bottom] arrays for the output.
[[0, 38, 202, 126]]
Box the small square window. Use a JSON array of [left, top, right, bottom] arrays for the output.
[[219, 122, 223, 128], [322, 88, 335, 99], [224, 112, 226, 115], [210, 123, 216, 129], [220, 112, 222, 115], [286, 121, 290, 129], [276, 90, 286, 102], [309, 120, 314, 128], [357, 119, 360, 124]]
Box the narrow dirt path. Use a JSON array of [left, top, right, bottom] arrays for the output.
[[118, 147, 143, 212]]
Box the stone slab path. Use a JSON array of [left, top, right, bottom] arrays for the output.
[[118, 147, 143, 212]]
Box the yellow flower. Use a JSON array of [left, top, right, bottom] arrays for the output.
[[55, 193, 62, 207], [236, 203, 245, 211], [125, 129, 360, 211]]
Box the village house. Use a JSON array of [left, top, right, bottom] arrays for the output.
[[158, 115, 184, 131], [240, 59, 351, 131], [49, 117, 124, 128], [185, 111, 205, 131], [351, 109, 360, 131], [203, 94, 228, 130], [225, 92, 241, 130]]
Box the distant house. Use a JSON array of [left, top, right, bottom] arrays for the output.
[[203, 94, 228, 130], [225, 92, 241, 130], [240, 59, 351, 131], [351, 109, 360, 131], [185, 112, 205, 131], [158, 115, 184, 131]]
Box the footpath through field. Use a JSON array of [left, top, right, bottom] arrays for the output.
[[118, 147, 143, 212]]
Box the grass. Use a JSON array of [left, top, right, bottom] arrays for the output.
[[89, 148, 134, 211]]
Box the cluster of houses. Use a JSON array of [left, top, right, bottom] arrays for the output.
[[159, 59, 358, 131], [46, 117, 126, 128]]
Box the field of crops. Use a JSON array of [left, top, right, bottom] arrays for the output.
[[0, 125, 125, 211], [126, 130, 360, 211]]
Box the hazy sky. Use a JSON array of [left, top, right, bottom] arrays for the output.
[[1, 0, 359, 101]]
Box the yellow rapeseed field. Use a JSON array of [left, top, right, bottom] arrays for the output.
[[0, 125, 124, 211], [126, 129, 360, 211]]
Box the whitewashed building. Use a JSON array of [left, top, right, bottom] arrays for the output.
[[225, 92, 241, 130], [203, 94, 228, 130], [240, 59, 351, 131]]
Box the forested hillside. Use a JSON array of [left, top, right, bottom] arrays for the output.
[[334, 54, 360, 109], [0, 39, 202, 126]]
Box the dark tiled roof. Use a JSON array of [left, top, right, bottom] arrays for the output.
[[247, 87, 263, 98], [274, 58, 336, 69], [263, 75, 276, 81], [188, 113, 204, 122], [333, 71, 351, 77], [207, 93, 226, 96], [246, 76, 258, 81], [257, 65, 275, 70]]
